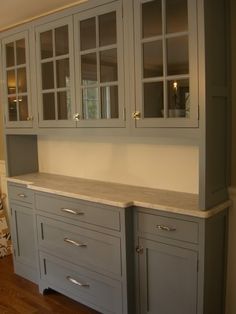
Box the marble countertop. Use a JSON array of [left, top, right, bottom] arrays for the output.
[[7, 172, 232, 218]]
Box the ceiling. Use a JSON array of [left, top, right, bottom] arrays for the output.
[[0, 0, 85, 31]]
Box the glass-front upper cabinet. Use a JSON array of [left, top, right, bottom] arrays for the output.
[[133, 0, 198, 127], [74, 2, 125, 127], [2, 31, 33, 128], [35, 17, 75, 127]]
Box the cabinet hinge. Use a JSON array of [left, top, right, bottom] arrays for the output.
[[198, 106, 200, 120], [136, 246, 143, 254], [38, 112, 40, 122], [123, 107, 126, 121], [43, 258, 47, 275], [13, 248, 16, 257], [4, 114, 6, 124], [41, 223, 44, 240], [197, 259, 199, 273], [10, 207, 12, 216]]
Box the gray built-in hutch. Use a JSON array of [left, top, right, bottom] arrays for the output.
[[0, 0, 231, 313]]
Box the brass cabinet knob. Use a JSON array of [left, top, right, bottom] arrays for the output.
[[132, 111, 141, 120], [73, 113, 80, 121], [27, 116, 34, 121]]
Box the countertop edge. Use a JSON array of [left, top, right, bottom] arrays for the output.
[[7, 176, 232, 218]]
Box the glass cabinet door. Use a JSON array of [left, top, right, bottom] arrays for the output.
[[36, 17, 76, 127], [74, 2, 125, 127], [2, 31, 33, 128], [134, 0, 198, 128]]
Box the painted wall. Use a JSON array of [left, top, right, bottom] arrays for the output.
[[38, 135, 199, 193], [0, 101, 4, 160], [230, 0, 236, 187]]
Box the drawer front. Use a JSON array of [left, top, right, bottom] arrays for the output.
[[40, 253, 123, 314], [138, 212, 199, 244], [38, 216, 121, 277], [8, 184, 33, 204], [35, 193, 120, 231]]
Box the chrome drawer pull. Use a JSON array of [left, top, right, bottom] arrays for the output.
[[66, 276, 90, 287], [156, 224, 176, 232], [61, 208, 84, 215], [64, 237, 87, 247], [18, 193, 27, 198]]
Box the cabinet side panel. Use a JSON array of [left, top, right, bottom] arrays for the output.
[[6, 135, 38, 176], [204, 210, 228, 314], [199, 0, 230, 209]]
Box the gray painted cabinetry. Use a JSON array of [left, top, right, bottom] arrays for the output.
[[35, 192, 134, 314], [135, 207, 228, 314], [8, 183, 38, 283]]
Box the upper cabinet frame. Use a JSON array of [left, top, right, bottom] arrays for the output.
[[74, 1, 125, 128], [35, 16, 76, 128], [2, 30, 33, 128], [133, 0, 199, 128]]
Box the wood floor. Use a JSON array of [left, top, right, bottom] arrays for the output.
[[0, 255, 99, 314]]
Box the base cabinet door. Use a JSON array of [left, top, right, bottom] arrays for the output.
[[11, 202, 37, 282], [138, 238, 198, 314]]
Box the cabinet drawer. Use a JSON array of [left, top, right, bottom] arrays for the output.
[[35, 193, 120, 231], [138, 212, 198, 244], [37, 216, 121, 277], [40, 253, 122, 314], [8, 184, 33, 204]]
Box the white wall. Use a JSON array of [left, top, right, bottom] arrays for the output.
[[38, 135, 199, 193]]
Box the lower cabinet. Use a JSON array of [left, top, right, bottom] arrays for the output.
[[138, 238, 198, 314], [35, 192, 134, 314], [8, 183, 38, 283], [135, 207, 228, 314], [7, 182, 228, 314]]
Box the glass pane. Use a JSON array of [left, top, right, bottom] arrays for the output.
[[40, 30, 53, 59], [19, 96, 28, 121], [101, 85, 118, 119], [8, 97, 17, 121], [16, 39, 26, 65], [99, 12, 117, 47], [57, 91, 70, 120], [80, 18, 96, 51], [81, 53, 97, 85], [167, 79, 189, 117], [56, 58, 70, 88], [143, 41, 163, 78], [142, 0, 162, 38], [7, 70, 16, 94], [42, 62, 54, 90], [43, 93, 55, 120], [100, 49, 117, 82], [82, 87, 99, 119], [6, 42, 15, 67], [55, 25, 69, 56], [167, 36, 189, 75], [144, 82, 163, 118], [166, 0, 188, 33], [17, 67, 27, 93]]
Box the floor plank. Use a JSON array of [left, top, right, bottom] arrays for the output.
[[0, 255, 99, 314]]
